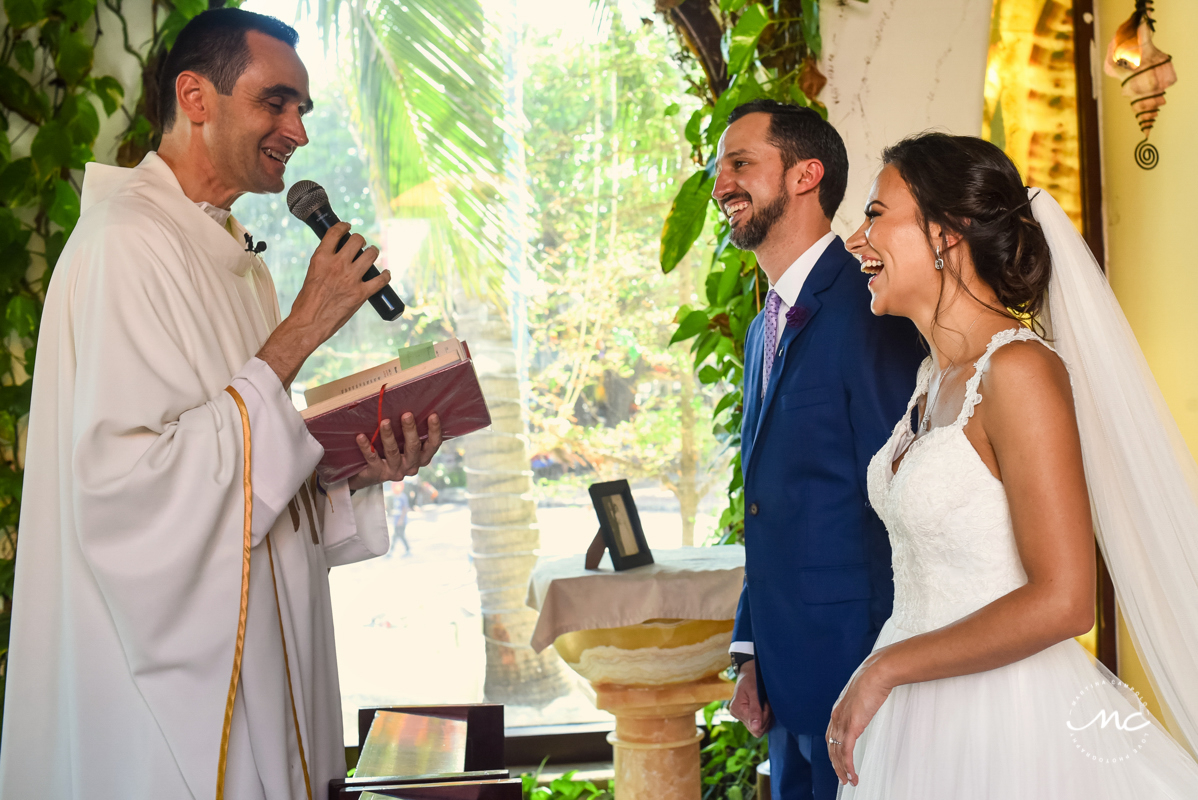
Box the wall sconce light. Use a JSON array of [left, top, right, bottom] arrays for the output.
[[1103, 0, 1176, 169]]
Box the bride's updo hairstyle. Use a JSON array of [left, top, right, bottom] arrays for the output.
[[881, 132, 1052, 324]]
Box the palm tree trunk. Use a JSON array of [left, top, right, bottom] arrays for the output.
[[677, 256, 699, 546], [456, 300, 570, 706], [678, 363, 699, 546]]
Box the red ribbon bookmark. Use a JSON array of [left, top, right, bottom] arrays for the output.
[[368, 384, 387, 451]]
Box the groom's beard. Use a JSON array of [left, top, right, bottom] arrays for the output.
[[729, 185, 790, 251]]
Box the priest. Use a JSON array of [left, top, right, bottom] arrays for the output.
[[0, 9, 441, 799]]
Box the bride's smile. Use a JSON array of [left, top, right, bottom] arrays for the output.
[[845, 166, 948, 321]]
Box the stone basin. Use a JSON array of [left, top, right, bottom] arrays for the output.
[[552, 617, 734, 687]]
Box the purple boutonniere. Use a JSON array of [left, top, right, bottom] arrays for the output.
[[786, 305, 809, 329]]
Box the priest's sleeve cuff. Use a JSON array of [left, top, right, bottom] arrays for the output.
[[321, 480, 388, 567], [228, 357, 324, 542]]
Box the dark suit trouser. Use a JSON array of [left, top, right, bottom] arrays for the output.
[[769, 722, 839, 800]]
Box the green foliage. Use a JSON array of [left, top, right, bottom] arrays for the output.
[[660, 0, 860, 543], [521, 13, 723, 530], [517, 704, 765, 800], [660, 170, 716, 274], [520, 767, 612, 800], [314, 0, 510, 310], [726, 5, 770, 77], [701, 701, 768, 800], [0, 0, 132, 733]]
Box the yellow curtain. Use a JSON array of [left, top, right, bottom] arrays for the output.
[[983, 0, 1095, 658], [983, 0, 1084, 234]]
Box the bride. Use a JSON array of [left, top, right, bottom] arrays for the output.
[[828, 132, 1198, 797]]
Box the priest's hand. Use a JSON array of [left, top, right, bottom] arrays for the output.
[[259, 221, 391, 388], [347, 412, 443, 491]]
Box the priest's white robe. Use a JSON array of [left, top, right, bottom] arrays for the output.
[[0, 152, 389, 799]]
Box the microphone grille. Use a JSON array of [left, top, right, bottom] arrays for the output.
[[287, 180, 328, 220]]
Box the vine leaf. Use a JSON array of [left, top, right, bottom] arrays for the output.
[[58, 0, 95, 25], [716, 259, 741, 304], [0, 159, 35, 206], [713, 391, 737, 416], [698, 364, 723, 384], [800, 0, 821, 57], [43, 230, 66, 272], [13, 41, 36, 73], [31, 121, 71, 176], [48, 179, 81, 233], [60, 93, 100, 144], [88, 76, 125, 116], [160, 0, 209, 50], [706, 71, 764, 148], [5, 296, 38, 339], [0, 559, 13, 604], [660, 170, 716, 274], [54, 31, 94, 86], [670, 309, 711, 345], [726, 4, 770, 77], [684, 108, 708, 149], [3, 0, 45, 29], [0, 65, 47, 124]]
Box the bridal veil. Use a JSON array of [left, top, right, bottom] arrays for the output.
[[1033, 188, 1198, 755]]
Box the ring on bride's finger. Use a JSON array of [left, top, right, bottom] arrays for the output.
[[828, 738, 842, 745]]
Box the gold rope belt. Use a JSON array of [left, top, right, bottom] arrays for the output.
[[219, 386, 313, 800]]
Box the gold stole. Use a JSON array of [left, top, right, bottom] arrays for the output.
[[219, 387, 314, 800]]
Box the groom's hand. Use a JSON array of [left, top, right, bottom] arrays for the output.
[[729, 660, 773, 737]]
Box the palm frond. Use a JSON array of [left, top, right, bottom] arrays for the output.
[[311, 0, 511, 306]]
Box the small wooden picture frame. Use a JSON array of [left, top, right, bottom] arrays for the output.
[[587, 480, 654, 571]]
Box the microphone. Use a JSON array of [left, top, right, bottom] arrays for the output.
[[286, 180, 405, 321]]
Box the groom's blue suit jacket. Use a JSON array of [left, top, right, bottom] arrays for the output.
[[734, 237, 924, 735]]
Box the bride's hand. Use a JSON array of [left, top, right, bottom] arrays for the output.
[[826, 652, 894, 787]]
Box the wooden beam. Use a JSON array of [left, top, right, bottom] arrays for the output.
[[1072, 0, 1117, 673]]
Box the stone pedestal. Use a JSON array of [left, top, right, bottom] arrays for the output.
[[587, 676, 733, 800], [528, 550, 746, 800]]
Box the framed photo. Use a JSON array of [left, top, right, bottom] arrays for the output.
[[587, 480, 654, 571]]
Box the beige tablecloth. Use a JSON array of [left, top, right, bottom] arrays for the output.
[[525, 546, 746, 653]]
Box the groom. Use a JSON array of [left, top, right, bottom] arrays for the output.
[[716, 100, 923, 799]]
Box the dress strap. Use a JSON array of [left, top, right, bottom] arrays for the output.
[[896, 357, 935, 435], [907, 358, 934, 414], [953, 327, 1051, 428]]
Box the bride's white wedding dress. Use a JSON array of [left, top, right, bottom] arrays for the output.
[[840, 327, 1198, 798]]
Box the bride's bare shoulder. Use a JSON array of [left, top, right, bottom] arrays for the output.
[[979, 336, 1075, 423]]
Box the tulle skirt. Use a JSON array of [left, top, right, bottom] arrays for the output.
[[838, 618, 1198, 799]]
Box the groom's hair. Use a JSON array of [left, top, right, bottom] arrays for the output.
[[727, 99, 848, 221], [158, 8, 299, 132]]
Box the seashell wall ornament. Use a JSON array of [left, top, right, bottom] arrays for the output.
[[1103, 0, 1177, 170]]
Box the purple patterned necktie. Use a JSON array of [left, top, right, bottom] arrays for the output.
[[762, 289, 781, 397]]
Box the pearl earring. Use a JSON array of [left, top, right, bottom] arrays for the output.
[[934, 245, 945, 271]]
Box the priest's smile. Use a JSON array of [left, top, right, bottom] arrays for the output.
[[262, 147, 292, 165]]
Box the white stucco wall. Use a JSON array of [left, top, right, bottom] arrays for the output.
[[820, 0, 995, 236]]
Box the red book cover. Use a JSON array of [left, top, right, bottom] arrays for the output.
[[303, 359, 491, 484]]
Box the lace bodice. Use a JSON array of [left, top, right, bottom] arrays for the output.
[[867, 328, 1051, 634]]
